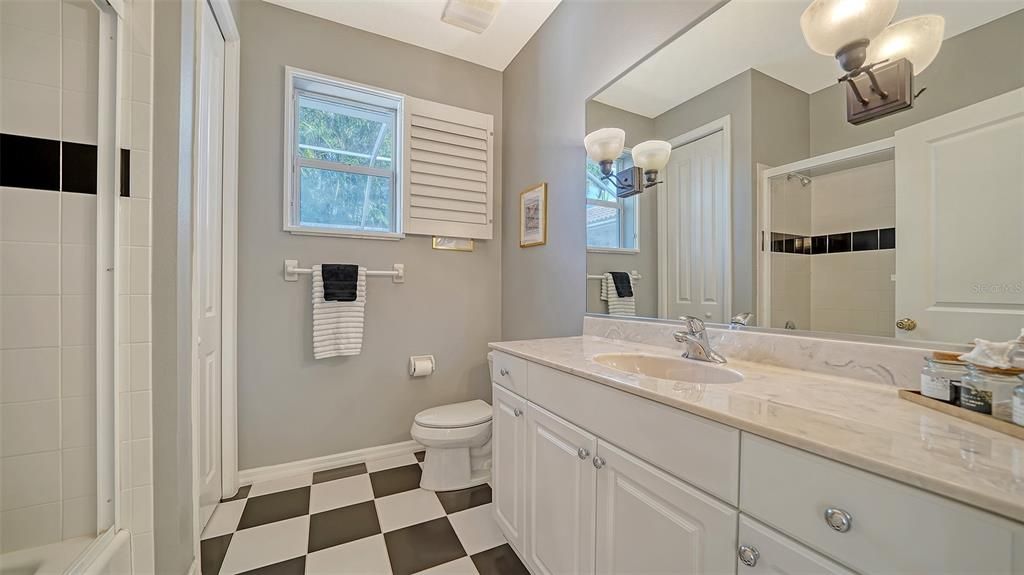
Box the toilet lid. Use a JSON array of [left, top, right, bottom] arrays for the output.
[[415, 400, 492, 428]]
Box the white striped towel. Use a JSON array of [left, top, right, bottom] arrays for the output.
[[600, 273, 636, 316], [312, 265, 366, 359]]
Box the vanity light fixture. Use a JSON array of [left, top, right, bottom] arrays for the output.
[[441, 0, 501, 34], [584, 128, 672, 198], [800, 0, 944, 124]]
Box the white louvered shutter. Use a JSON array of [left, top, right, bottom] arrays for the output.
[[403, 97, 494, 239]]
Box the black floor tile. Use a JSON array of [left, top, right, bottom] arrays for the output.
[[237, 487, 310, 530], [879, 227, 896, 249], [61, 141, 97, 194], [0, 133, 60, 191], [237, 556, 306, 575], [436, 484, 491, 515], [369, 464, 422, 498], [414, 451, 425, 462], [200, 533, 232, 575], [384, 517, 466, 575], [308, 500, 381, 553], [221, 484, 251, 503], [471, 544, 529, 575], [313, 463, 366, 484]]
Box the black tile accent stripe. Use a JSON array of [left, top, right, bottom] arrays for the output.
[[62, 141, 98, 194], [1, 133, 61, 191], [772, 228, 895, 255], [121, 148, 131, 197]]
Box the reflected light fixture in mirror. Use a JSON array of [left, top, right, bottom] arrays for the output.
[[441, 0, 501, 33], [584, 129, 671, 198]]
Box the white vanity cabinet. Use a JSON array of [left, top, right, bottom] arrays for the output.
[[736, 515, 856, 575], [492, 383, 527, 553]]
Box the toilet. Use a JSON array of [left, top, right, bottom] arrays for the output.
[[411, 399, 492, 492]]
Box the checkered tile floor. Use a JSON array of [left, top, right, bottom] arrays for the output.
[[200, 451, 528, 575]]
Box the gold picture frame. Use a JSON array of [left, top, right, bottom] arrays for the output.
[[519, 183, 548, 247], [432, 236, 475, 252]]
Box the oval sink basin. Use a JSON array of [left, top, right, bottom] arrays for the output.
[[593, 353, 744, 384]]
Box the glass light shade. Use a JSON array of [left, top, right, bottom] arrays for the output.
[[584, 128, 626, 163], [632, 140, 672, 171], [799, 0, 898, 56], [866, 15, 945, 74]]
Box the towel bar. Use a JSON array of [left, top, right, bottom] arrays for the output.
[[587, 271, 641, 281], [283, 259, 405, 283]]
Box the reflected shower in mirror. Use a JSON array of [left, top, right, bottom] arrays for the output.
[[584, 0, 1024, 345]]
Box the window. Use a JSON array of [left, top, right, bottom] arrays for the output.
[[285, 68, 404, 238], [586, 152, 638, 252]]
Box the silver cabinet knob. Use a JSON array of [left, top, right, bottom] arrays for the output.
[[737, 545, 760, 567], [513, 407, 522, 417], [577, 447, 590, 460], [499, 368, 510, 376], [592, 456, 605, 469], [824, 507, 853, 533]]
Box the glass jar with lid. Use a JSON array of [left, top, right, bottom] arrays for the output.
[[919, 356, 966, 404], [960, 365, 1021, 421]]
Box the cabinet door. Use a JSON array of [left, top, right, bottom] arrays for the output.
[[595, 440, 737, 575], [737, 515, 856, 575], [525, 403, 598, 575], [492, 383, 527, 552]]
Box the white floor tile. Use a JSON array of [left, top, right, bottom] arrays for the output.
[[374, 489, 445, 533], [310, 474, 373, 514], [248, 472, 312, 497], [415, 557, 479, 575], [447, 504, 505, 556], [201, 499, 245, 540], [365, 453, 418, 473], [219, 515, 309, 575], [305, 533, 392, 575]]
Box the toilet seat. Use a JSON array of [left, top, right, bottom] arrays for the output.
[[414, 399, 492, 429]]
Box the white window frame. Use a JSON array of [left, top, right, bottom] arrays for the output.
[[283, 66, 405, 240], [586, 152, 640, 254]]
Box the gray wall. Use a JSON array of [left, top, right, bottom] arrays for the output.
[[501, 0, 725, 340], [236, 1, 503, 469], [584, 101, 658, 317], [809, 9, 1024, 155]]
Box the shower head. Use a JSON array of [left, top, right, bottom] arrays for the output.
[[786, 172, 812, 186]]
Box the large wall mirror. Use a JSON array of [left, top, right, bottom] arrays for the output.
[[585, 0, 1023, 346]]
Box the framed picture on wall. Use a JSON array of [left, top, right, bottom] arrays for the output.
[[520, 183, 548, 247]]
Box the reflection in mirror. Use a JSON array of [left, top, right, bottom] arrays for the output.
[[584, 0, 1024, 345]]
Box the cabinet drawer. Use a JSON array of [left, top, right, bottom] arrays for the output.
[[738, 515, 855, 575], [490, 351, 528, 396], [527, 362, 740, 505], [740, 433, 1024, 574]]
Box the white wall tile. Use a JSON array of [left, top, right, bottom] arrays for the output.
[[118, 196, 131, 246], [118, 245, 131, 294], [61, 193, 97, 244], [131, 52, 151, 103], [1, 451, 60, 510], [0, 78, 60, 139], [61, 395, 96, 449], [118, 344, 131, 393], [129, 294, 150, 343], [129, 150, 151, 198], [130, 438, 151, 487], [61, 345, 95, 398], [129, 246, 150, 294], [119, 97, 132, 145], [61, 495, 97, 539], [1, 24, 60, 86], [0, 502, 60, 553], [1, 400, 59, 456], [61, 294, 96, 346], [129, 198, 150, 246], [118, 294, 130, 343], [1, 188, 59, 243], [131, 530, 155, 575], [119, 485, 132, 531], [1, 295, 59, 349], [62, 88, 99, 145], [61, 243, 96, 295], [1, 241, 59, 295], [1, 0, 60, 34], [61, 38, 98, 94], [130, 101, 151, 151], [119, 438, 130, 487], [1, 348, 59, 403], [61, 446, 96, 499], [130, 390, 150, 439], [61, 0, 98, 43], [129, 0, 151, 56], [130, 343, 151, 391], [130, 484, 153, 532]]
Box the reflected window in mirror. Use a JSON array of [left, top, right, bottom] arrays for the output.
[[586, 153, 638, 252]]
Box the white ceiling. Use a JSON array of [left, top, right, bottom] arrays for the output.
[[594, 0, 1024, 118], [262, 0, 562, 71]]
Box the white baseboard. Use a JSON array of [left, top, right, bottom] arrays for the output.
[[238, 439, 423, 486]]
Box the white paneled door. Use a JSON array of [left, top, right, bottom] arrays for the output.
[[895, 88, 1024, 342], [196, 0, 227, 530], [660, 130, 729, 322]]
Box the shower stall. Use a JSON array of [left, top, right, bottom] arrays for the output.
[[1, 0, 148, 572]]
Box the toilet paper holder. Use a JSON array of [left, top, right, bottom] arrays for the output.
[[409, 355, 436, 377]]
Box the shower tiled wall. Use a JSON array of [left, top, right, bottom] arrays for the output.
[[0, 0, 154, 567]]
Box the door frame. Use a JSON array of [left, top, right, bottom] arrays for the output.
[[189, 0, 240, 553], [657, 116, 732, 320], [757, 137, 894, 327]]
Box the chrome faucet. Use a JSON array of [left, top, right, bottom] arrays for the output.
[[730, 312, 754, 328], [673, 316, 727, 364]]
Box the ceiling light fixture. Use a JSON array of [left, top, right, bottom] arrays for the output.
[[800, 0, 945, 124], [584, 128, 672, 198], [441, 0, 501, 34]]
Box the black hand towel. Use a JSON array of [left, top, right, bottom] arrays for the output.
[[322, 264, 359, 302], [609, 272, 634, 298]]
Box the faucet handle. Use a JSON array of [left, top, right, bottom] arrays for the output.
[[677, 316, 706, 334]]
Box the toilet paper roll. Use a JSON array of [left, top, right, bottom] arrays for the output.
[[409, 355, 435, 377]]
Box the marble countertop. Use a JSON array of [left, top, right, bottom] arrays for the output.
[[490, 335, 1024, 523]]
